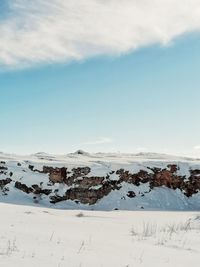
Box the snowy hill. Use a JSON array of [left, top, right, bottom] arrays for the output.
[[1, 151, 200, 210]]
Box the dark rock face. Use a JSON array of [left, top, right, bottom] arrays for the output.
[[8, 161, 200, 206], [0, 162, 12, 195], [51, 188, 99, 205], [74, 176, 104, 188], [149, 168, 184, 189], [50, 179, 121, 205], [116, 169, 152, 185], [116, 166, 200, 199], [0, 166, 8, 171], [0, 178, 12, 187], [43, 166, 67, 183], [15, 181, 52, 196], [15, 181, 33, 194], [184, 175, 200, 197], [31, 184, 52, 195], [28, 165, 35, 171], [127, 191, 136, 198], [71, 167, 91, 177], [37, 166, 91, 185], [43, 164, 200, 205], [148, 167, 200, 197], [167, 164, 179, 173], [190, 169, 200, 176]]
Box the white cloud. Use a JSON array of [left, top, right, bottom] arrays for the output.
[[194, 145, 200, 150], [1, 0, 200, 68], [80, 137, 113, 146]]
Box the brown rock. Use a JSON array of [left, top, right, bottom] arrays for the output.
[[74, 176, 104, 189], [15, 181, 33, 194], [0, 178, 12, 187], [72, 167, 91, 177], [43, 166, 67, 183], [31, 184, 52, 195]]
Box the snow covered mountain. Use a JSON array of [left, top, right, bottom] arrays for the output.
[[1, 151, 200, 210]]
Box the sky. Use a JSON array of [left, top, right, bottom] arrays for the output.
[[1, 0, 200, 157]]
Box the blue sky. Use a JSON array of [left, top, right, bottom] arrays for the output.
[[1, 1, 200, 156]]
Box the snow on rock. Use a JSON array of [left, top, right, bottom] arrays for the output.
[[0, 152, 200, 210]]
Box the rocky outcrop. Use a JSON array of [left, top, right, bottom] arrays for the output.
[[116, 169, 152, 185], [15, 182, 52, 196], [31, 184, 52, 196], [127, 191, 136, 198], [0, 178, 12, 187], [0, 166, 7, 170], [43, 166, 67, 183], [149, 167, 184, 189], [1, 160, 200, 207], [50, 179, 121, 204], [0, 170, 12, 195], [15, 181, 33, 194], [73, 176, 104, 188], [148, 166, 200, 197], [72, 167, 91, 177], [64, 167, 91, 186], [116, 166, 199, 197]]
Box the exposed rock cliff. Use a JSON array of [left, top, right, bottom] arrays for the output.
[[1, 152, 200, 210]]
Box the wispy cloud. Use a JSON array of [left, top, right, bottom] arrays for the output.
[[1, 0, 200, 68], [80, 137, 113, 146]]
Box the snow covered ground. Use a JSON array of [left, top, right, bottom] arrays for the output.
[[0, 203, 200, 267]]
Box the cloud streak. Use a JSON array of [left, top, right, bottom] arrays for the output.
[[1, 0, 200, 68]]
